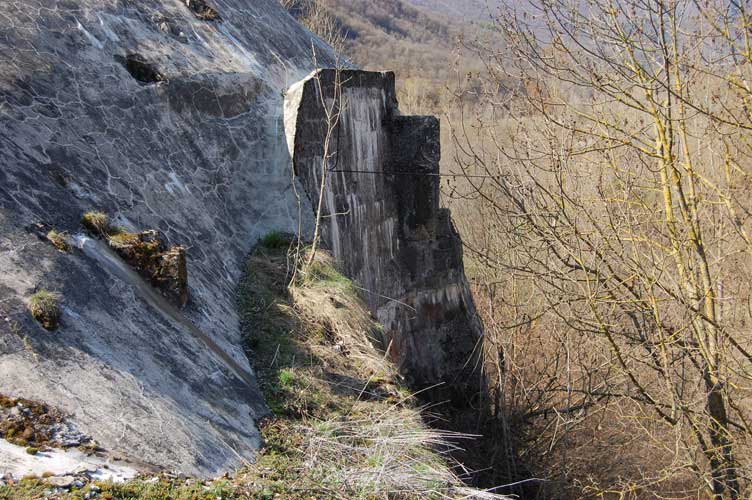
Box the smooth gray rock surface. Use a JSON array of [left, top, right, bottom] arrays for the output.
[[0, 0, 331, 476]]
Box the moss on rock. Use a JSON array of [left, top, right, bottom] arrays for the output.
[[0, 396, 59, 449], [108, 229, 188, 307], [28, 290, 61, 331]]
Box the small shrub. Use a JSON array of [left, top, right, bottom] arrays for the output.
[[25, 447, 39, 455], [81, 211, 110, 236], [278, 368, 296, 388], [260, 231, 291, 249], [46, 230, 70, 252], [28, 290, 61, 331]]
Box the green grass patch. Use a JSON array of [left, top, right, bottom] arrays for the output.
[[278, 368, 296, 388], [0, 478, 245, 500], [259, 231, 292, 249], [303, 258, 356, 293]]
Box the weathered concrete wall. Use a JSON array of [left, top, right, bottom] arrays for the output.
[[0, 0, 333, 476], [285, 70, 483, 396]]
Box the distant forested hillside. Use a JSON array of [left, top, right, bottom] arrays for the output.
[[402, 0, 504, 19], [323, 0, 458, 75], [308, 0, 492, 113]]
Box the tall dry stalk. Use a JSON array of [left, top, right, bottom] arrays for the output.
[[280, 0, 347, 55], [297, 49, 347, 276]]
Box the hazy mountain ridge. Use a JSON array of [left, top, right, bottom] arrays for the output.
[[403, 0, 505, 20]]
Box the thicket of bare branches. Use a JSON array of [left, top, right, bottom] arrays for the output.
[[280, 0, 347, 55], [446, 1, 752, 498]]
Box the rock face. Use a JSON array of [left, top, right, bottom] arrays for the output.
[[285, 70, 484, 397], [0, 0, 333, 476]]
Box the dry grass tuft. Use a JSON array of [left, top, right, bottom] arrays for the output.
[[301, 405, 480, 498], [46, 230, 70, 252], [28, 290, 61, 331], [81, 210, 111, 236]]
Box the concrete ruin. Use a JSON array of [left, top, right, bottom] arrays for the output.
[[285, 70, 484, 396]]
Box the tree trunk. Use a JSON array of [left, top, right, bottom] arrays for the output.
[[705, 370, 740, 499]]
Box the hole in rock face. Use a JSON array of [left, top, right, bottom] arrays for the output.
[[184, 0, 221, 21], [116, 54, 165, 84]]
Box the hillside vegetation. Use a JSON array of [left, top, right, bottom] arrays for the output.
[[402, 0, 503, 20]]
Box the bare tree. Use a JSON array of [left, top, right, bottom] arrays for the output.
[[280, 0, 347, 55], [303, 51, 346, 273], [446, 1, 752, 497]]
